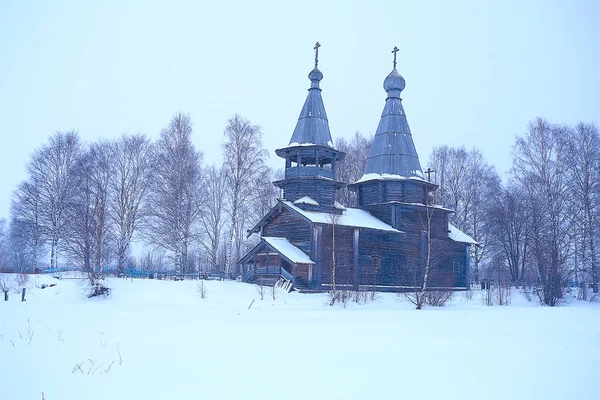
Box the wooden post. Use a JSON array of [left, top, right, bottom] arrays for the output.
[[3, 291, 7, 301], [315, 225, 322, 288], [21, 288, 26, 302], [353, 228, 360, 290], [465, 245, 471, 290], [292, 263, 297, 287]]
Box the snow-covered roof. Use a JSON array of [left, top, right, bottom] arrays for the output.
[[283, 201, 400, 232], [294, 196, 319, 206], [334, 201, 346, 210], [354, 172, 430, 185], [262, 237, 314, 264], [288, 142, 317, 147], [448, 224, 478, 245]]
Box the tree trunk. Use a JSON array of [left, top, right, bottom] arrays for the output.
[[417, 207, 433, 310]]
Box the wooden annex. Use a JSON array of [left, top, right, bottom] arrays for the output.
[[238, 45, 477, 292]]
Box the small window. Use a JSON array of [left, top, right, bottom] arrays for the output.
[[373, 256, 380, 271], [453, 261, 459, 275]]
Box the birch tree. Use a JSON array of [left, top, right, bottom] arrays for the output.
[[464, 149, 501, 282], [429, 146, 499, 281], [63, 142, 113, 275], [0, 219, 7, 271], [148, 113, 204, 274], [335, 132, 372, 207], [251, 166, 279, 224], [485, 184, 531, 283], [222, 114, 268, 273], [109, 134, 154, 272], [564, 123, 600, 293], [512, 118, 572, 305], [10, 180, 44, 271], [27, 131, 82, 270], [199, 166, 227, 272]]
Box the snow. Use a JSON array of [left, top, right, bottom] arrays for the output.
[[448, 223, 479, 245], [293, 196, 319, 206], [1, 274, 599, 400], [284, 201, 400, 232], [262, 237, 314, 264], [287, 142, 317, 147], [334, 201, 346, 210], [355, 172, 431, 184]]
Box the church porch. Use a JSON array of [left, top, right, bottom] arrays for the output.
[[238, 237, 315, 290]]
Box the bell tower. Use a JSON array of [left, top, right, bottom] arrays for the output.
[[273, 43, 345, 213]]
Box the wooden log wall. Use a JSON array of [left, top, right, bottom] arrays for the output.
[[262, 208, 312, 255], [281, 178, 338, 206]]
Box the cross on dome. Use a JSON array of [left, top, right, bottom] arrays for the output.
[[314, 42, 321, 68]]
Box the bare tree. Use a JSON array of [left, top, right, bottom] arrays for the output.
[[485, 184, 531, 283], [222, 114, 268, 273], [63, 141, 113, 278], [27, 131, 83, 271], [250, 166, 279, 224], [465, 149, 501, 282], [430, 146, 470, 223], [109, 134, 154, 273], [10, 180, 45, 271], [328, 213, 341, 306], [415, 200, 436, 310], [0, 219, 8, 271], [564, 123, 600, 293], [429, 146, 499, 282], [335, 132, 372, 207], [512, 118, 572, 305], [199, 166, 227, 272], [148, 113, 204, 274]]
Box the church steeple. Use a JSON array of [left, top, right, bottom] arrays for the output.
[[288, 42, 334, 148], [362, 46, 422, 179], [348, 47, 435, 209], [274, 43, 345, 213]]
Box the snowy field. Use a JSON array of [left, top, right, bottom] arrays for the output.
[[1, 274, 599, 400]]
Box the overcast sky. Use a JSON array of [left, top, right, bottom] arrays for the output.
[[1, 0, 599, 220]]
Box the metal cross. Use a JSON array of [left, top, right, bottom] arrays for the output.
[[392, 46, 399, 69], [425, 167, 435, 182], [314, 42, 321, 68]]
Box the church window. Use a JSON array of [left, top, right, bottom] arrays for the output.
[[373, 256, 380, 271]]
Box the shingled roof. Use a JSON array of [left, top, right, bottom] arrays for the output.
[[288, 65, 334, 148], [360, 66, 423, 180]]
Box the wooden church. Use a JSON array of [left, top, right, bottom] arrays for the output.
[[238, 44, 476, 291]]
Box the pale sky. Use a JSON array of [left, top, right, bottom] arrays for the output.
[[1, 0, 599, 220]]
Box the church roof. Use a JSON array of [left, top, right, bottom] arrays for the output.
[[283, 201, 400, 232], [262, 237, 315, 264], [287, 44, 334, 148], [448, 224, 479, 245], [294, 196, 320, 206], [248, 199, 401, 236], [358, 51, 423, 182]]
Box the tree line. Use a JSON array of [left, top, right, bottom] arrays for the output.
[[0, 115, 598, 305], [428, 119, 599, 305], [0, 113, 278, 276], [334, 119, 600, 305]]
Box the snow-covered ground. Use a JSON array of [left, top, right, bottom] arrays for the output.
[[1, 274, 599, 400]]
